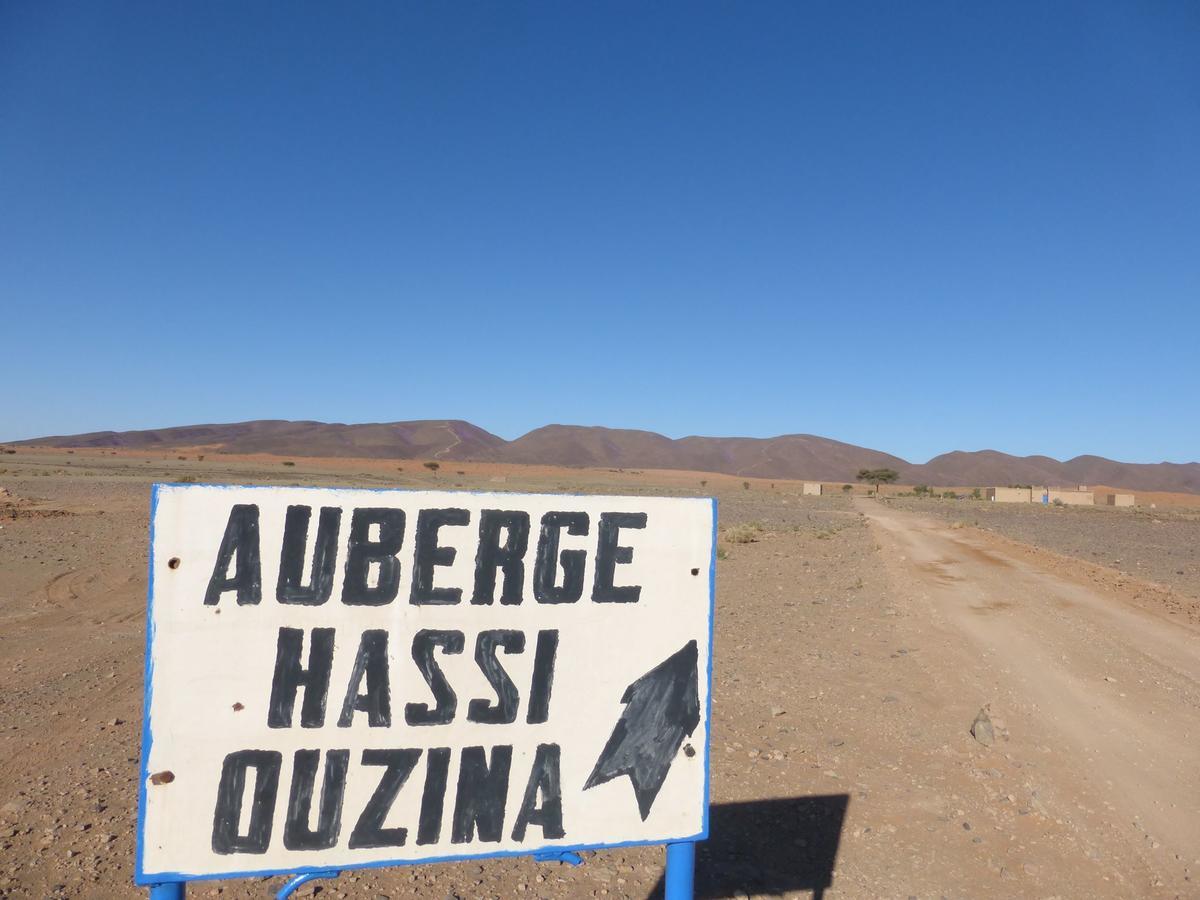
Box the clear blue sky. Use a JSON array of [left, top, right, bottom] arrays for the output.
[[2, 2, 1197, 463]]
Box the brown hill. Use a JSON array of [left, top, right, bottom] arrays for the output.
[[10, 420, 1198, 494], [497, 426, 908, 480], [14, 419, 505, 461], [909, 451, 1200, 494]]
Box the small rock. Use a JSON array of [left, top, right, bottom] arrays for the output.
[[770, 706, 785, 717], [970, 708, 995, 746]]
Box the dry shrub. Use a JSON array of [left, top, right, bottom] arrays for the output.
[[725, 523, 762, 544]]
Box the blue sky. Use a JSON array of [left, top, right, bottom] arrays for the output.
[[2, 2, 1197, 463]]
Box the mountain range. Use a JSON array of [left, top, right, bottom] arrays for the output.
[[10, 420, 1199, 494]]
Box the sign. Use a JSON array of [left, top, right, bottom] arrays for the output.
[[136, 484, 715, 884]]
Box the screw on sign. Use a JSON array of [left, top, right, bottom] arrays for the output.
[[137, 484, 715, 899]]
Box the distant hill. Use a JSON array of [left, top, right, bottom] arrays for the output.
[[13, 419, 506, 461], [10, 420, 1199, 494]]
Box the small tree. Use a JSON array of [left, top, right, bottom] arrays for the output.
[[423, 461, 440, 476], [841, 484, 852, 493], [856, 468, 899, 496]]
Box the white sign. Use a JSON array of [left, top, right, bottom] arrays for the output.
[[137, 484, 715, 883]]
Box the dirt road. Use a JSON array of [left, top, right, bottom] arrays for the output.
[[860, 498, 1200, 895]]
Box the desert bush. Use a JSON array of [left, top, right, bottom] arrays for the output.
[[914, 484, 930, 496], [742, 481, 750, 490], [942, 491, 958, 499], [282, 461, 295, 467], [725, 523, 761, 543], [179, 475, 198, 483], [841, 484, 852, 493], [970, 488, 982, 500]]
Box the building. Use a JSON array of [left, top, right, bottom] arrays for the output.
[[986, 487, 1032, 503], [1037, 487, 1094, 506], [802, 482, 822, 496], [1105, 493, 1135, 507]]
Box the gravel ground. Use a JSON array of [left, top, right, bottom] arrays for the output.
[[884, 497, 1200, 599], [2, 452, 1198, 898]]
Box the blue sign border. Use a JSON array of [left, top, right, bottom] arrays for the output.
[[135, 483, 717, 886]]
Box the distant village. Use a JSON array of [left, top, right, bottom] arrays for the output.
[[802, 482, 1136, 507]]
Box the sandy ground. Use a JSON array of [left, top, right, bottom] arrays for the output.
[[0, 449, 1197, 898]]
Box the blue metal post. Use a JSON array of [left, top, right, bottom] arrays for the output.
[[148, 883, 185, 899], [276, 871, 341, 899], [664, 841, 696, 900]]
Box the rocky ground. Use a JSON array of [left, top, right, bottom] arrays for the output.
[[885, 496, 1200, 600], [1, 449, 1198, 898]]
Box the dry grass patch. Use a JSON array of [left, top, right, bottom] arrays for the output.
[[724, 522, 763, 544]]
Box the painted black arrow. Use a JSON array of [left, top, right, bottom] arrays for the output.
[[584, 640, 701, 820]]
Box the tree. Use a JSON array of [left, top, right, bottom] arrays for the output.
[[856, 468, 899, 495], [423, 461, 440, 475], [841, 484, 853, 493]]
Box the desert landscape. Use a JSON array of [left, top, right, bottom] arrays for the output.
[[1, 437, 1197, 899], [8, 0, 1198, 895]]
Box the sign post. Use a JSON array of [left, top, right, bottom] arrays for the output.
[[137, 485, 715, 896]]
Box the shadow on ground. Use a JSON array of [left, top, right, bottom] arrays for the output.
[[647, 794, 849, 899]]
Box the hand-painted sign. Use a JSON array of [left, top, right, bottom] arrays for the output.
[[136, 484, 715, 884]]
